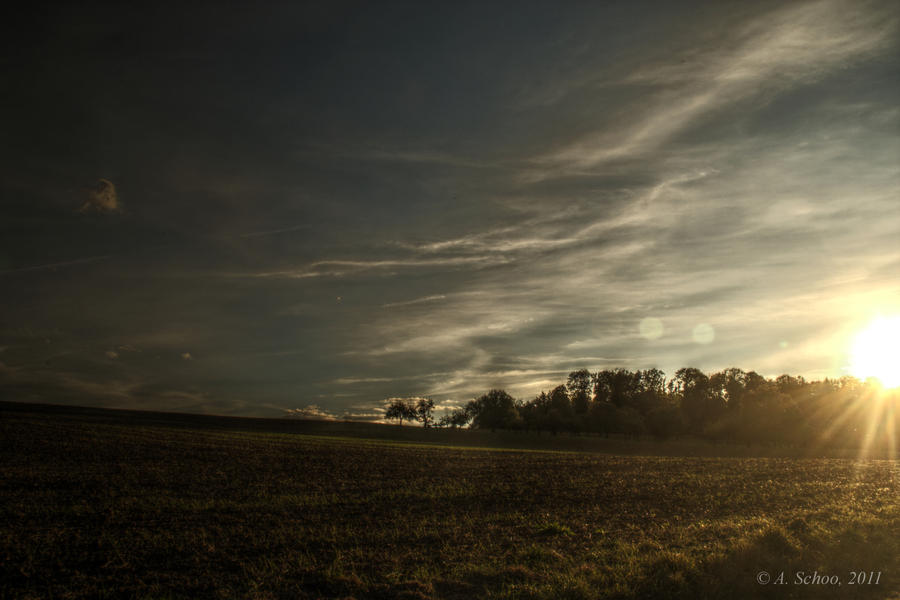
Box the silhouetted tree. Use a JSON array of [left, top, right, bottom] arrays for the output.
[[567, 369, 592, 416], [594, 368, 640, 408], [521, 391, 550, 433], [710, 367, 747, 412], [415, 398, 435, 428], [776, 374, 806, 396], [384, 398, 417, 425], [548, 384, 575, 432], [640, 368, 666, 394], [671, 367, 717, 433], [436, 407, 471, 428], [744, 371, 767, 393], [450, 407, 472, 428], [632, 368, 667, 415], [467, 389, 520, 432]]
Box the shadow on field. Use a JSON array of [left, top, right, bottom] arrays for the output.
[[634, 515, 900, 600], [2, 400, 891, 459]]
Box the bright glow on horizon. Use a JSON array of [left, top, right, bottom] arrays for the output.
[[850, 315, 900, 388]]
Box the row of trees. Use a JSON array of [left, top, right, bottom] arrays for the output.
[[384, 368, 899, 449], [384, 397, 436, 427]]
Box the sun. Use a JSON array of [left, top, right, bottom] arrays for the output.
[[850, 315, 900, 388]]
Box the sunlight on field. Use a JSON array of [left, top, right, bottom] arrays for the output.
[[3, 406, 900, 600], [850, 315, 900, 388]]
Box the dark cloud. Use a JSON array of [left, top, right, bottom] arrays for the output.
[[78, 179, 119, 213]]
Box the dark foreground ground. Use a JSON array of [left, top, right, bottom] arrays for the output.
[[1, 402, 899, 599]]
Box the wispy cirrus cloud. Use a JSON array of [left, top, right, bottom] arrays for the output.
[[238, 224, 310, 238], [381, 294, 447, 309], [243, 256, 509, 279], [0, 254, 111, 275], [527, 0, 898, 180]]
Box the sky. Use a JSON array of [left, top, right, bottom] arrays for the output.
[[1, 1, 898, 420]]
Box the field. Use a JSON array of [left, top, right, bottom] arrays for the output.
[[2, 402, 899, 599]]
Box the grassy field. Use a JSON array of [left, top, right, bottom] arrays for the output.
[[2, 402, 899, 599]]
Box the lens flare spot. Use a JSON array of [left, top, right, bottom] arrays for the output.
[[692, 323, 715, 345], [639, 317, 664, 340]]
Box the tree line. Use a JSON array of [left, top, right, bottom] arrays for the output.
[[384, 367, 899, 449]]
